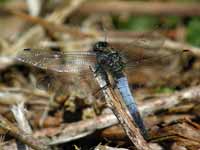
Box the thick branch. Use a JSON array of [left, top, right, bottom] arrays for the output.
[[89, 67, 151, 150]]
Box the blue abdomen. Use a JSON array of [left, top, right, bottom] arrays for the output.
[[116, 77, 148, 139]]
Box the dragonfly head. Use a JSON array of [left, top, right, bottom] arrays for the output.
[[93, 41, 109, 52]]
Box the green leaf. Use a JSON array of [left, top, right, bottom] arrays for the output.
[[186, 18, 200, 47]]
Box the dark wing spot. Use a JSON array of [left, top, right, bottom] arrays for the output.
[[182, 49, 190, 53], [23, 48, 32, 51]]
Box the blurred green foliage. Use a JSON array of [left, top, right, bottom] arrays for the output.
[[155, 87, 176, 94], [176, 0, 200, 2], [128, 0, 200, 2], [113, 14, 200, 47], [186, 18, 200, 47], [161, 16, 181, 29], [113, 15, 181, 31], [0, 0, 8, 4], [113, 16, 159, 31]]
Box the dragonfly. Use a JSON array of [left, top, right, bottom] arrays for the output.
[[16, 34, 188, 140]]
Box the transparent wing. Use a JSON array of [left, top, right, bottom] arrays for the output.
[[127, 31, 165, 50], [125, 49, 190, 69], [110, 29, 165, 53], [109, 29, 189, 74], [16, 48, 97, 73], [34, 70, 97, 96], [123, 49, 192, 88], [110, 30, 173, 74], [16, 48, 102, 101]]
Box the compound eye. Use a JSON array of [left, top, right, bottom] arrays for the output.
[[102, 42, 108, 48], [97, 43, 101, 49], [93, 41, 108, 51]]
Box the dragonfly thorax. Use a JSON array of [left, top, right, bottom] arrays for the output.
[[95, 45, 125, 79]]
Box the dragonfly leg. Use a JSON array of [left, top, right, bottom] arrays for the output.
[[93, 64, 102, 77], [94, 65, 110, 82], [111, 82, 118, 90], [93, 84, 109, 96], [92, 64, 112, 96], [93, 79, 111, 97]]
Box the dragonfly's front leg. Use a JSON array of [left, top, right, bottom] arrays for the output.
[[94, 64, 110, 84], [95, 67, 122, 91], [93, 64, 111, 92]]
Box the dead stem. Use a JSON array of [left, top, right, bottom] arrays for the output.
[[0, 115, 50, 150], [79, 1, 200, 17], [90, 66, 151, 150]]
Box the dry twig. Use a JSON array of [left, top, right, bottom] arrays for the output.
[[11, 102, 32, 150], [4, 9, 94, 39], [8, 0, 86, 52], [79, 1, 200, 17], [0, 115, 50, 150]]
